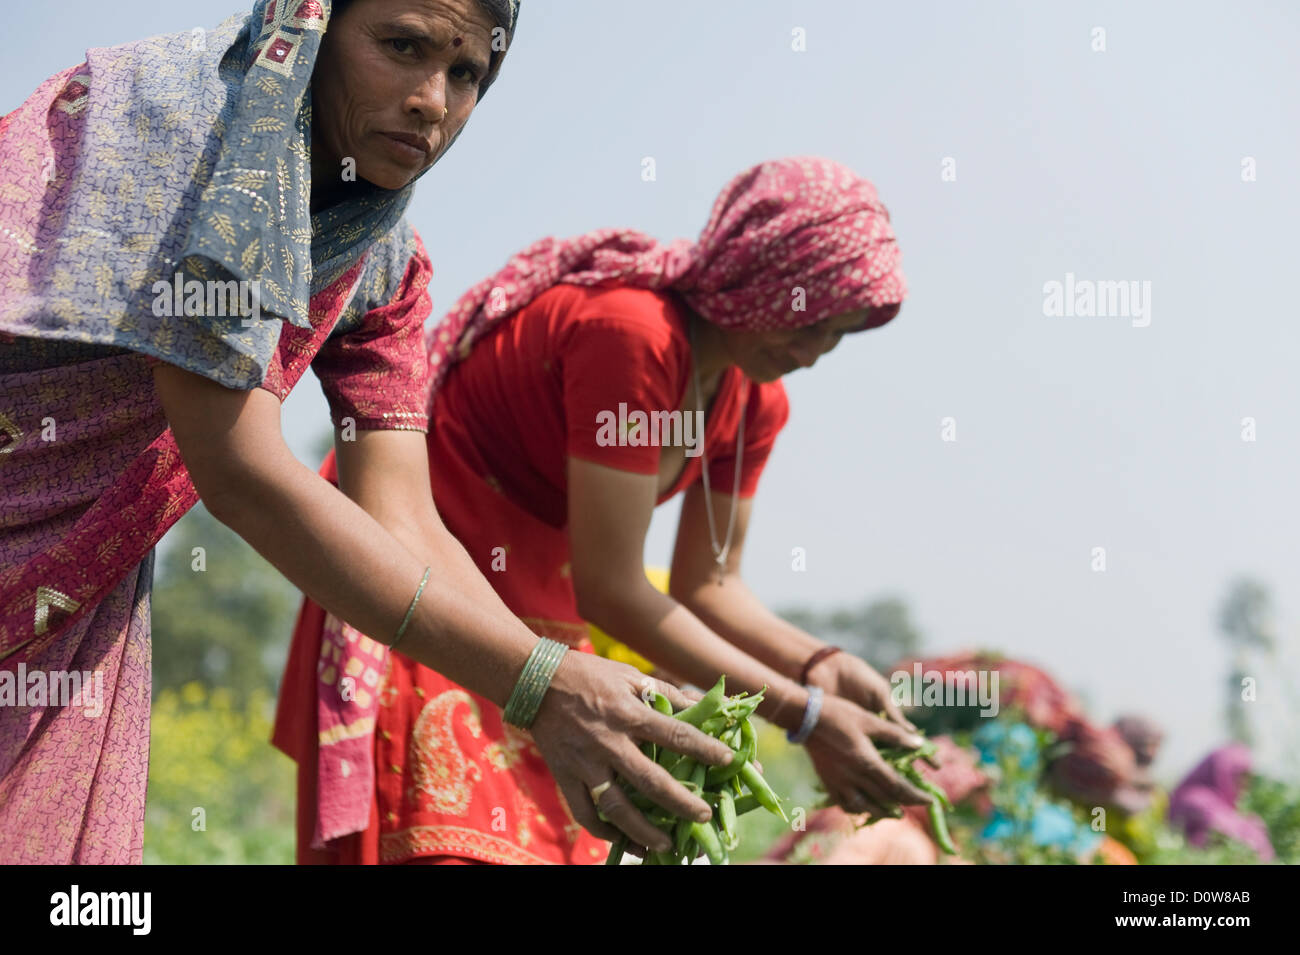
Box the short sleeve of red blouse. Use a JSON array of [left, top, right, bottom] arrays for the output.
[[561, 292, 689, 474], [705, 379, 790, 499], [311, 230, 434, 432]]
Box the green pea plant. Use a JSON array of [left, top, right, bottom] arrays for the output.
[[606, 675, 787, 865]]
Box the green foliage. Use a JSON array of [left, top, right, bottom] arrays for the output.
[[151, 503, 300, 703], [1140, 821, 1270, 866], [778, 596, 921, 672], [144, 682, 295, 864], [1239, 772, 1300, 864], [1216, 578, 1275, 748]]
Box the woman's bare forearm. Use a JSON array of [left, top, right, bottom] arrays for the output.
[[674, 574, 825, 682], [207, 444, 533, 706], [581, 579, 810, 732]]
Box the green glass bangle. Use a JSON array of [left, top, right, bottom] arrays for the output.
[[504, 638, 569, 729], [505, 640, 565, 727], [520, 641, 568, 725], [503, 647, 546, 727], [502, 652, 544, 722], [389, 567, 431, 650]]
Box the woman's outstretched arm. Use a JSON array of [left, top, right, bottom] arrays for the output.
[[568, 456, 932, 817], [670, 483, 915, 730], [151, 362, 732, 852]]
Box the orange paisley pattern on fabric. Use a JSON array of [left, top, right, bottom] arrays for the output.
[[369, 625, 610, 866], [409, 690, 483, 817]]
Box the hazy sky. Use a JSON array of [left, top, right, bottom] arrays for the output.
[[8, 1, 1297, 781]]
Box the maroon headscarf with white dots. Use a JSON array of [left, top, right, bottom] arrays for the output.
[[424, 156, 907, 394]]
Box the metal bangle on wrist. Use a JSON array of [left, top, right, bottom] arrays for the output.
[[786, 685, 824, 744], [503, 637, 569, 729]]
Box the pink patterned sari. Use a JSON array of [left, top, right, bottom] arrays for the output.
[[0, 15, 436, 858]]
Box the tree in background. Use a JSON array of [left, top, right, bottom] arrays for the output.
[[148, 497, 317, 862], [1216, 578, 1276, 748], [151, 502, 300, 703], [779, 595, 922, 672]]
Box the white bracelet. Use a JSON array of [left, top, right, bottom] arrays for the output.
[[787, 685, 824, 744]]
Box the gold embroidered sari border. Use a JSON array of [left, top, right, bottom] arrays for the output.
[[379, 824, 560, 866]]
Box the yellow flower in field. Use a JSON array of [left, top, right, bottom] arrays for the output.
[[586, 567, 668, 674]]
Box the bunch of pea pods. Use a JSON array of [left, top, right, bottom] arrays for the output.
[[869, 735, 958, 855], [606, 675, 786, 865]]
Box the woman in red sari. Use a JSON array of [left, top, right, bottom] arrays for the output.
[[276, 156, 935, 864]]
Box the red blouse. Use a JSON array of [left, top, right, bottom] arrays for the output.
[[431, 283, 790, 526]]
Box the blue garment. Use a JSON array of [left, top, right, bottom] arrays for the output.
[[980, 805, 1102, 855]]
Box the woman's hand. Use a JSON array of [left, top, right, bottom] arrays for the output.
[[528, 651, 735, 854], [804, 695, 933, 817], [806, 650, 917, 732]]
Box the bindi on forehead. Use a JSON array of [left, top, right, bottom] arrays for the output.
[[453, 36, 461, 46]]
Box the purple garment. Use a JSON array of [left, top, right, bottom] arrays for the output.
[[1167, 744, 1274, 861]]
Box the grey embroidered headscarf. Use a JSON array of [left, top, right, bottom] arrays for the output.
[[0, 0, 520, 389], [183, 0, 522, 328]]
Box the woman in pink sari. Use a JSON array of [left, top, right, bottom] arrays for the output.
[[1, 0, 737, 865], [1168, 744, 1274, 860]]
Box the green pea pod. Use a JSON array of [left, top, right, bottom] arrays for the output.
[[705, 734, 752, 787], [673, 817, 693, 858], [712, 819, 730, 865], [672, 675, 727, 728], [690, 819, 726, 865], [739, 760, 787, 821], [700, 713, 732, 737], [727, 696, 763, 724], [921, 779, 953, 812], [670, 756, 698, 783], [640, 693, 673, 763], [606, 834, 628, 865], [689, 761, 707, 791], [718, 790, 738, 850], [928, 798, 957, 855], [903, 763, 953, 811], [880, 738, 938, 769], [906, 743, 939, 770], [733, 794, 762, 815], [741, 717, 758, 764], [657, 746, 682, 770]]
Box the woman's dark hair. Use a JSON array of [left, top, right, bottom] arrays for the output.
[[330, 0, 517, 100]]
